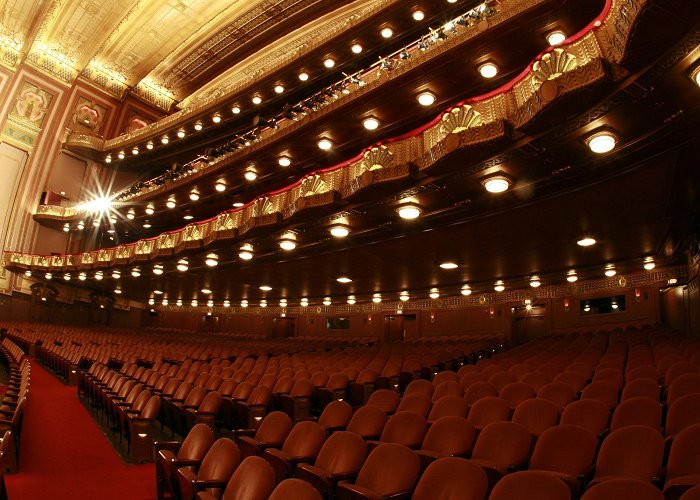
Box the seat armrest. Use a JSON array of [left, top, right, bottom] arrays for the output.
[[192, 479, 228, 491], [232, 428, 256, 437], [172, 458, 201, 468], [337, 482, 383, 500], [384, 491, 412, 500]]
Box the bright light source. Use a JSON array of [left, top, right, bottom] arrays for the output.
[[482, 176, 511, 193], [478, 62, 499, 78], [347, 295, 356, 305], [323, 297, 332, 306], [547, 30, 566, 46], [177, 129, 185, 138], [252, 95, 262, 105], [323, 58, 335, 68], [440, 262, 458, 269], [189, 191, 200, 201], [397, 203, 421, 219], [194, 122, 203, 131], [161, 136, 169, 144], [153, 264, 164, 275], [278, 156, 291, 167], [318, 138, 333, 150], [80, 196, 113, 214], [205, 253, 218, 267], [412, 10, 425, 21], [417, 91, 436, 106], [298, 72, 309, 81], [604, 265, 616, 277], [362, 117, 380, 130], [429, 288, 440, 299], [586, 131, 617, 153], [176, 259, 188, 272], [381, 27, 394, 38], [337, 277, 352, 283], [351, 43, 363, 54], [279, 238, 297, 251], [530, 276, 541, 287], [259, 285, 272, 291], [239, 244, 254, 260], [566, 270, 578, 282], [644, 257, 655, 270], [232, 105, 241, 114], [166, 198, 176, 209], [274, 85, 284, 94], [494, 280, 505, 292], [577, 237, 596, 247], [372, 293, 382, 303], [400, 291, 410, 301], [212, 114, 221, 123], [461, 284, 472, 296], [244, 169, 258, 181], [330, 224, 350, 238], [215, 182, 226, 192]]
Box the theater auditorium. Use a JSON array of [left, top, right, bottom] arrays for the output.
[[0, 0, 700, 498]]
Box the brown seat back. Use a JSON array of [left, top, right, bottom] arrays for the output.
[[269, 478, 322, 500], [413, 457, 488, 500], [221, 456, 275, 500], [255, 411, 292, 446], [178, 423, 214, 460], [355, 443, 420, 496], [280, 421, 326, 459], [314, 431, 367, 475], [420, 416, 475, 456]]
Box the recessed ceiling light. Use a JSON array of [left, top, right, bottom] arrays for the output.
[[212, 114, 221, 123], [399, 291, 410, 301], [146, 141, 154, 150], [153, 264, 164, 275], [223, 300, 230, 307], [244, 168, 258, 181], [191, 299, 198, 307], [482, 176, 511, 193], [126, 209, 135, 220], [530, 276, 541, 287], [105, 155, 112, 163], [142, 222, 151, 228], [461, 284, 472, 296], [447, 0, 457, 3], [643, 257, 655, 270], [112, 270, 121, 279], [566, 270, 578, 282], [189, 191, 200, 201], [79, 272, 87, 281], [252, 95, 262, 105], [323, 58, 335, 68], [132, 147, 139, 155], [201, 288, 212, 294], [176, 259, 188, 272], [131, 268, 141, 277], [412, 10, 425, 21], [232, 105, 241, 114], [239, 243, 254, 260], [478, 62, 499, 78], [259, 285, 272, 291], [494, 280, 505, 292], [362, 117, 380, 130], [604, 264, 616, 277], [381, 27, 394, 38], [298, 72, 309, 81], [260, 300, 267, 308], [337, 277, 352, 283], [347, 295, 356, 305], [117, 151, 125, 159], [668, 278, 678, 285], [274, 85, 284, 94], [318, 138, 333, 150], [278, 156, 292, 167], [183, 214, 194, 220], [148, 298, 154, 305], [177, 129, 185, 138], [300, 298, 309, 306], [577, 237, 596, 247], [351, 43, 363, 54], [397, 203, 421, 220], [153, 289, 163, 295], [440, 262, 458, 269], [329, 224, 350, 238], [166, 198, 176, 209], [194, 122, 203, 131], [63, 273, 71, 281], [586, 131, 618, 154], [241, 300, 248, 307], [323, 297, 332, 306], [145, 205, 154, 215], [233, 202, 244, 208], [204, 253, 218, 267], [279, 237, 297, 251], [429, 288, 440, 299], [161, 136, 169, 144], [215, 181, 226, 192], [115, 288, 122, 294], [372, 293, 382, 303], [547, 30, 566, 46], [417, 91, 436, 106]]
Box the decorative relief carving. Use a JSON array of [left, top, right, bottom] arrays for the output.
[[300, 175, 329, 196], [531, 49, 577, 84], [361, 146, 394, 172], [439, 105, 483, 139]]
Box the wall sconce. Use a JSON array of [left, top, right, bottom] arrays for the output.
[[635, 287, 641, 302], [564, 297, 570, 312], [430, 312, 435, 323]]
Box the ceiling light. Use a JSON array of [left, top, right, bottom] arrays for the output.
[[440, 262, 458, 269], [280, 299, 288, 307], [205, 253, 218, 267], [145, 205, 154, 215], [400, 291, 410, 302], [161, 135, 169, 144], [586, 131, 618, 154], [277, 156, 292, 167], [146, 141, 154, 150], [372, 293, 382, 303], [132, 147, 139, 155], [566, 270, 578, 282], [183, 214, 194, 220], [148, 298, 155, 306], [482, 175, 511, 193], [252, 95, 262, 105], [166, 198, 176, 209], [300, 298, 308, 306], [112, 270, 121, 279], [24, 270, 31, 277], [63, 224, 69, 232], [260, 300, 267, 308], [162, 299, 169, 306], [241, 300, 248, 308], [77, 221, 85, 230], [191, 299, 198, 307], [323, 58, 335, 68], [223, 300, 230, 307], [63, 273, 71, 281], [381, 27, 394, 38], [362, 117, 380, 130], [45, 272, 52, 280], [323, 297, 332, 306], [176, 259, 188, 272], [215, 181, 226, 192], [233, 202, 244, 208], [478, 62, 499, 78], [105, 155, 112, 163], [200, 288, 212, 294], [417, 91, 436, 106], [337, 277, 352, 283], [577, 237, 596, 247], [461, 284, 472, 296], [429, 288, 440, 299], [530, 276, 541, 287], [259, 285, 272, 291], [298, 72, 309, 81], [604, 264, 616, 277], [317, 138, 333, 150], [412, 10, 425, 21], [117, 151, 125, 159], [351, 43, 363, 54], [94, 271, 103, 280], [142, 222, 151, 229], [126, 209, 135, 220], [244, 168, 258, 181], [643, 257, 655, 270], [347, 295, 356, 305], [397, 203, 421, 220], [153, 264, 164, 275], [547, 30, 566, 46], [206, 300, 213, 307], [274, 85, 285, 94], [194, 122, 203, 131], [93, 219, 100, 227], [177, 129, 185, 138], [330, 224, 350, 238], [494, 280, 505, 292], [668, 278, 678, 285], [447, 0, 457, 3], [232, 105, 241, 114], [279, 237, 297, 251], [212, 114, 221, 123], [189, 191, 200, 201], [239, 243, 254, 260], [153, 289, 163, 295], [115, 288, 122, 295], [131, 268, 141, 277]]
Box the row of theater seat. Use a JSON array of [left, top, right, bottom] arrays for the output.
[[0, 337, 30, 477]]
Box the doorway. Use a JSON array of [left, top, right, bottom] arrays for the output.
[[384, 315, 406, 342], [272, 317, 296, 338], [512, 305, 547, 345]]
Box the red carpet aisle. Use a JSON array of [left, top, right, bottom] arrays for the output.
[[5, 360, 155, 500]]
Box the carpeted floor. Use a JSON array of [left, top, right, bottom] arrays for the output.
[[5, 360, 156, 500]]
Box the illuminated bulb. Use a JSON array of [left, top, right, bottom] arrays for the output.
[[586, 132, 617, 153], [461, 284, 472, 296], [668, 278, 678, 285], [584, 304, 591, 312], [145, 205, 154, 215], [279, 238, 297, 251], [412, 10, 425, 21], [337, 277, 352, 283], [177, 129, 185, 138], [176, 259, 188, 272], [131, 268, 141, 277], [77, 221, 85, 230], [191, 300, 198, 307], [161, 136, 169, 144], [175, 299, 181, 306], [126, 210, 135, 220], [417, 91, 436, 106], [604, 265, 616, 277], [189, 191, 200, 201], [95, 271, 103, 281], [526, 304, 533, 311], [400, 291, 410, 302], [429, 288, 440, 299], [231, 105, 241, 114], [330, 224, 350, 238], [278, 156, 292, 167], [112, 270, 121, 279], [244, 169, 257, 181], [260, 300, 267, 308], [530, 276, 541, 287], [381, 27, 394, 38], [611, 301, 618, 310], [207, 300, 213, 307], [146, 142, 154, 150], [478, 62, 499, 78], [215, 182, 226, 192], [482, 176, 511, 193], [117, 151, 125, 159], [362, 117, 380, 130], [78, 272, 86, 281], [142, 222, 151, 229], [45, 273, 52, 280], [24, 270, 31, 277], [347, 295, 356, 305], [317, 138, 333, 150], [63, 224, 70, 232], [132, 147, 139, 156], [274, 85, 284, 94], [153, 264, 164, 275], [239, 244, 254, 260], [644, 257, 655, 270], [115, 288, 122, 295], [577, 237, 596, 247], [166, 199, 176, 209], [547, 30, 566, 46], [64, 273, 71, 281], [259, 285, 272, 291], [194, 122, 203, 131], [566, 271, 578, 282], [148, 298, 155, 306], [183, 215, 193, 220], [397, 204, 421, 220], [252, 95, 262, 105], [241, 300, 248, 307], [105, 155, 112, 163], [153, 289, 163, 295], [351, 43, 363, 54], [440, 262, 458, 270], [162, 299, 168, 306], [301, 298, 309, 307], [200, 288, 212, 294], [494, 280, 505, 292], [93, 220, 100, 227], [323, 58, 335, 68], [298, 72, 309, 81], [233, 202, 244, 208], [212, 114, 221, 123], [323, 297, 332, 306], [223, 300, 230, 307], [205, 253, 219, 267], [372, 293, 382, 303]]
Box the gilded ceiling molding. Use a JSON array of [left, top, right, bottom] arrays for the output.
[[12, 0, 648, 275]]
